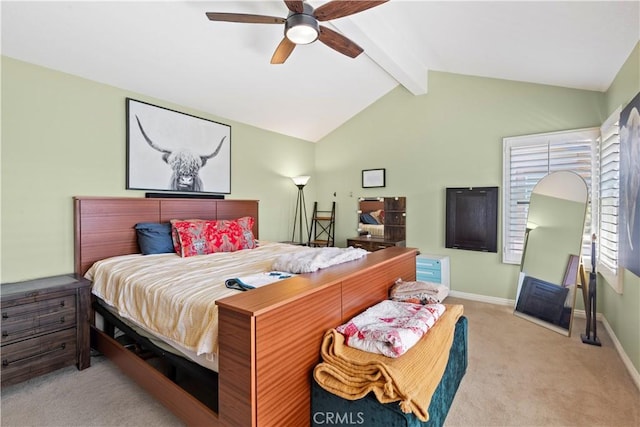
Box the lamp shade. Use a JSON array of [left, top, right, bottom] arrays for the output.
[[291, 175, 310, 187]]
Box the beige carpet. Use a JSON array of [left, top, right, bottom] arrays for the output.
[[1, 297, 638, 427], [445, 297, 639, 427]]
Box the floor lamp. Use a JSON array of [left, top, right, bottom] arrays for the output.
[[291, 176, 310, 245]]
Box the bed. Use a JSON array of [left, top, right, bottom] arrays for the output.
[[74, 196, 422, 426]]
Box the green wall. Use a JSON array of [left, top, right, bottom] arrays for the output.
[[1, 56, 315, 282]]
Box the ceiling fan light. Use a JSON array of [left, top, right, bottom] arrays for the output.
[[285, 14, 319, 45]]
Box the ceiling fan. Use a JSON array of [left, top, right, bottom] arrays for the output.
[[206, 0, 389, 64]]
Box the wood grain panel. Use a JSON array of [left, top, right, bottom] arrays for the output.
[[74, 198, 160, 275], [218, 308, 256, 427], [342, 264, 389, 322], [384, 254, 417, 284], [255, 286, 342, 427], [342, 249, 417, 321], [159, 199, 218, 221], [91, 328, 219, 426], [76, 282, 92, 370]]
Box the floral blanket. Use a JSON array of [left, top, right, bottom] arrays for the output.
[[336, 300, 446, 357]]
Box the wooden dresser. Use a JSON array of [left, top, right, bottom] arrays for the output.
[[1, 274, 91, 387], [347, 236, 406, 252], [350, 196, 407, 252]]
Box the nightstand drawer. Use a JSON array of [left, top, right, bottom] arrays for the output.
[[417, 269, 442, 283], [416, 258, 441, 270], [1, 328, 77, 386], [2, 295, 77, 345]]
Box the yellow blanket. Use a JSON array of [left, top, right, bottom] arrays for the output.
[[313, 304, 464, 422]]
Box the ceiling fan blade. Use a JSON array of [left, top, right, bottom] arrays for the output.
[[271, 38, 296, 64], [283, 1, 304, 13], [314, 0, 388, 21], [206, 12, 285, 25], [318, 26, 363, 58]]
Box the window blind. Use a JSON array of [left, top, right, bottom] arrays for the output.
[[502, 128, 598, 264], [596, 108, 621, 290]]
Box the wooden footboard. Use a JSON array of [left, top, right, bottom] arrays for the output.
[[217, 246, 418, 426], [90, 327, 219, 425]]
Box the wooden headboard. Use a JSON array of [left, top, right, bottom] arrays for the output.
[[73, 197, 259, 277]]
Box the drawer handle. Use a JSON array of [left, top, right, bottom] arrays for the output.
[[60, 301, 65, 308], [2, 313, 7, 319], [2, 343, 67, 367], [1, 331, 7, 338]]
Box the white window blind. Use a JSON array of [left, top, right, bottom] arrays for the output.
[[502, 128, 599, 265], [596, 107, 622, 292]]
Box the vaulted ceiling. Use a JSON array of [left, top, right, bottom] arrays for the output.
[[2, 1, 639, 142]]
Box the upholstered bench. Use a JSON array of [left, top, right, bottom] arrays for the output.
[[311, 316, 468, 427]]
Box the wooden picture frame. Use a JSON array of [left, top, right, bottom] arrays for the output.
[[362, 168, 386, 188], [126, 98, 231, 194]]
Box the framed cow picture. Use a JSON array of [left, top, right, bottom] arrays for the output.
[[126, 98, 231, 194]]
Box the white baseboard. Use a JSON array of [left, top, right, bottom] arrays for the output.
[[448, 290, 513, 306], [448, 290, 640, 391], [601, 316, 640, 391]]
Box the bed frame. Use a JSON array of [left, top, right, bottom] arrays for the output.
[[74, 196, 418, 426]]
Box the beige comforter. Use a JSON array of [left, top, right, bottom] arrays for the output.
[[86, 242, 305, 361]]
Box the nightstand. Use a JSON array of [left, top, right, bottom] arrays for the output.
[[416, 254, 450, 288], [1, 274, 91, 387]]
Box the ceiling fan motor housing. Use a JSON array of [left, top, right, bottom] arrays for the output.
[[285, 3, 319, 44]]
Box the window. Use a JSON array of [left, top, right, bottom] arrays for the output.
[[502, 128, 599, 265], [596, 108, 622, 292]]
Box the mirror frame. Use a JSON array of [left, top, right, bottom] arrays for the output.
[[514, 171, 588, 336]]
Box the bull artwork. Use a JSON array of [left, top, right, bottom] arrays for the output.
[[135, 115, 226, 192]]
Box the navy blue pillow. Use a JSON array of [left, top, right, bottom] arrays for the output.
[[135, 222, 175, 255], [360, 213, 379, 225]]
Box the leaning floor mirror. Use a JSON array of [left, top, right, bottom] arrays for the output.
[[514, 171, 588, 336]]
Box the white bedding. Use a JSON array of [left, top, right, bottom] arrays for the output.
[[272, 246, 367, 273], [357, 223, 384, 238]]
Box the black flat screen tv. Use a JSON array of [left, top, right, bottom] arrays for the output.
[[445, 186, 498, 252]]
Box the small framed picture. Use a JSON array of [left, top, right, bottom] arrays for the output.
[[362, 168, 386, 188]]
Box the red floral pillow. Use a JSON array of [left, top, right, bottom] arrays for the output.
[[170, 216, 256, 257]]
